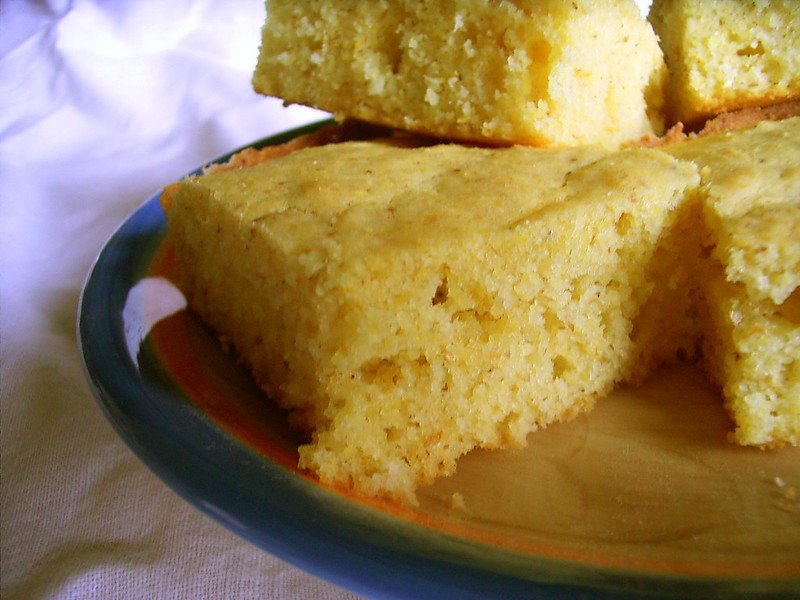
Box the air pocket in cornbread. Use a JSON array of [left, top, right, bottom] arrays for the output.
[[166, 140, 701, 503], [253, 0, 667, 147]]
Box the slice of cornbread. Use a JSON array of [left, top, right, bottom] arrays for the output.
[[253, 0, 666, 147], [649, 0, 800, 128], [166, 141, 700, 503], [666, 118, 800, 446]]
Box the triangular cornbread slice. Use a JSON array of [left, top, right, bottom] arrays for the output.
[[167, 141, 700, 503]]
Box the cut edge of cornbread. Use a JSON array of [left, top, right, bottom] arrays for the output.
[[664, 118, 800, 448], [253, 0, 666, 148], [166, 140, 704, 503], [649, 0, 800, 128], [164, 118, 799, 503]]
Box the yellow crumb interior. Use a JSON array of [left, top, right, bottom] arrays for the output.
[[649, 0, 800, 126], [253, 0, 666, 147]]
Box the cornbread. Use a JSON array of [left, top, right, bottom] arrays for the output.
[[252, 0, 667, 147], [665, 119, 800, 446], [649, 0, 800, 128], [166, 141, 703, 503], [167, 119, 800, 501]]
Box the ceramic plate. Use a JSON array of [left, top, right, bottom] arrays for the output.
[[79, 122, 800, 599]]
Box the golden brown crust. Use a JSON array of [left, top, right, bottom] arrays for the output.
[[698, 99, 800, 137], [631, 122, 687, 148], [630, 99, 800, 149]]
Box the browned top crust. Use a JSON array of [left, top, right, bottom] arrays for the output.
[[698, 99, 800, 136]]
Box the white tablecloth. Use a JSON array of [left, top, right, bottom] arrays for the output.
[[1, 2, 361, 598]]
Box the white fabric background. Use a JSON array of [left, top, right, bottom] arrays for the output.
[[1, 1, 361, 598]]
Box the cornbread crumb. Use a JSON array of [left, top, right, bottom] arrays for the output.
[[446, 493, 467, 512], [253, 0, 666, 147], [649, 0, 800, 128]]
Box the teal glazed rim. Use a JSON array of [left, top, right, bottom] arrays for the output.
[[78, 121, 799, 599]]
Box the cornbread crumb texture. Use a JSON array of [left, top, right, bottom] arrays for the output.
[[168, 119, 800, 502], [254, 0, 666, 147], [169, 141, 700, 503], [649, 0, 800, 127], [667, 119, 800, 304]]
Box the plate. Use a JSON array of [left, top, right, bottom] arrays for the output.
[[79, 122, 800, 599]]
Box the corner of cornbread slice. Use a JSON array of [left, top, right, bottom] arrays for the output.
[[649, 0, 800, 128], [166, 140, 701, 503], [253, 0, 666, 147]]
